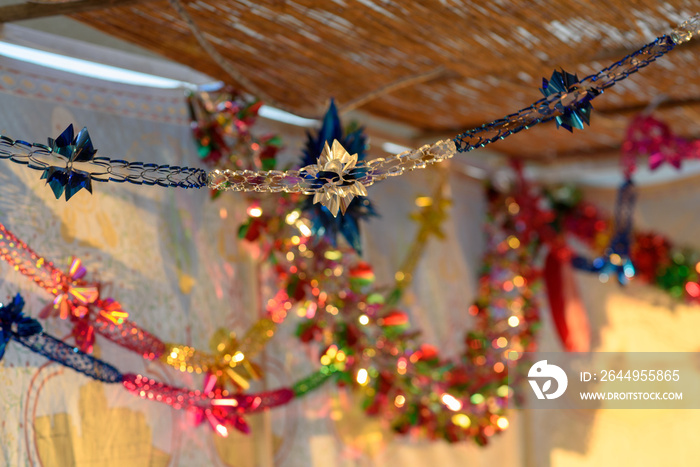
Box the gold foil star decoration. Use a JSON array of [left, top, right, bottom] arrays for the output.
[[162, 318, 276, 393], [410, 194, 451, 240], [204, 328, 263, 391], [309, 140, 368, 217], [394, 177, 451, 291]]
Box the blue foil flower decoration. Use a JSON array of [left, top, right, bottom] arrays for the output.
[[0, 294, 42, 361], [41, 124, 97, 201], [540, 69, 593, 132], [300, 100, 377, 255], [572, 179, 636, 285]]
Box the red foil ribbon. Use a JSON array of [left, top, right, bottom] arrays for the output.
[[94, 315, 166, 359], [0, 223, 64, 292], [0, 222, 165, 358], [122, 373, 294, 435], [544, 246, 591, 352]]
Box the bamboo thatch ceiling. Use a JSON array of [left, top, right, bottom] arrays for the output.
[[51, 1, 700, 159]]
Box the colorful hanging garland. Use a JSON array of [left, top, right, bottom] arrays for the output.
[[622, 114, 700, 176], [0, 157, 529, 443], [0, 293, 293, 436], [187, 87, 282, 181], [0, 221, 276, 400], [553, 187, 700, 303], [559, 113, 700, 303], [6, 87, 700, 444], [230, 173, 534, 443], [214, 101, 539, 442], [0, 15, 697, 208]]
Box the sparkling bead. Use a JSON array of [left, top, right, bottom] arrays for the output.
[[367, 157, 385, 167], [387, 166, 405, 177], [671, 14, 700, 44], [409, 149, 423, 160], [671, 30, 692, 44], [207, 169, 228, 188], [395, 151, 412, 163], [280, 174, 303, 190]]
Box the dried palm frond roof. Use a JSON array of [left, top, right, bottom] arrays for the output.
[[52, 1, 700, 159]]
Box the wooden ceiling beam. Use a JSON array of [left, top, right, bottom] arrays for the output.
[[0, 0, 159, 23]]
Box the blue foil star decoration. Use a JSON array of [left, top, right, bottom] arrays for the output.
[[572, 179, 636, 285], [0, 294, 42, 361], [540, 69, 593, 132], [572, 251, 635, 285], [41, 124, 97, 201], [300, 100, 377, 255]]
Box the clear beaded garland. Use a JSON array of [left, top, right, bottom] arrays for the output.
[[206, 139, 457, 193], [671, 13, 700, 44]]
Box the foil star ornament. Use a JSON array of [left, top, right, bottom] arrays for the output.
[[299, 100, 376, 253], [310, 140, 368, 217], [410, 195, 451, 240], [571, 179, 636, 284], [41, 124, 97, 201], [38, 258, 126, 353], [203, 329, 260, 392], [40, 258, 100, 321], [0, 294, 42, 361], [540, 69, 593, 132], [621, 115, 696, 176]]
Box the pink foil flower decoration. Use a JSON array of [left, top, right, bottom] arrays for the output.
[[40, 258, 127, 353]]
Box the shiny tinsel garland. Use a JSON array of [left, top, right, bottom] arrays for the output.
[[0, 15, 696, 210]]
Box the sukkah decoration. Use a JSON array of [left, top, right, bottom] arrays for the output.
[[557, 113, 700, 300], [553, 189, 700, 303], [187, 87, 282, 175], [163, 320, 275, 392], [544, 168, 700, 306], [229, 100, 377, 254], [1, 15, 697, 201], [7, 118, 700, 442], [36, 257, 128, 354], [299, 100, 376, 252], [503, 163, 591, 353], [0, 224, 130, 354], [394, 179, 452, 293], [41, 124, 96, 201], [0, 293, 293, 437], [543, 244, 591, 352], [218, 169, 506, 442], [491, 150, 700, 351], [0, 194, 457, 439], [0, 293, 42, 360], [0, 220, 273, 395], [621, 114, 700, 176], [7, 157, 700, 442], [540, 69, 593, 132], [570, 178, 637, 285], [238, 170, 536, 443], [3, 14, 700, 441]]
